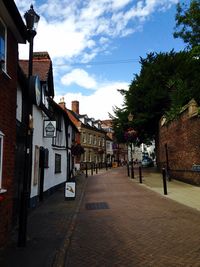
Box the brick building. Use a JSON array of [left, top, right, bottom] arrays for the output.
[[157, 99, 200, 185], [0, 0, 26, 247], [59, 100, 106, 170]]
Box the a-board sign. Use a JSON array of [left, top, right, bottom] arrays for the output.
[[65, 182, 76, 199]]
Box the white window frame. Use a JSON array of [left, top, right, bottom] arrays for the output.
[[0, 18, 7, 73], [0, 130, 6, 193], [93, 135, 97, 145], [102, 137, 105, 147], [89, 134, 92, 144], [98, 137, 101, 146], [82, 132, 86, 143]]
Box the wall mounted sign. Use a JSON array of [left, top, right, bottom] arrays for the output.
[[43, 120, 56, 138]]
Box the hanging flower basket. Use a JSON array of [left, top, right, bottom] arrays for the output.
[[124, 128, 137, 142]]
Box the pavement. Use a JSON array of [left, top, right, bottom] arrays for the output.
[[0, 166, 200, 266], [132, 166, 200, 212], [0, 173, 87, 267]]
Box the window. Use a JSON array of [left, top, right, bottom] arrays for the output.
[[89, 134, 92, 144], [102, 137, 105, 147], [82, 132, 86, 143], [83, 152, 86, 162], [0, 131, 5, 191], [44, 149, 49, 168], [93, 135, 97, 145], [55, 153, 61, 173], [0, 19, 6, 72], [106, 142, 110, 150], [55, 114, 61, 131]]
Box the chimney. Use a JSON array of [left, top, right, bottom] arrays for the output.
[[72, 100, 79, 114], [59, 97, 66, 109]]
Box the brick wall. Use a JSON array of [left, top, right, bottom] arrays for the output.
[[0, 30, 18, 247], [157, 100, 200, 185]]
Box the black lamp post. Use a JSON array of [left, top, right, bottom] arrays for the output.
[[18, 5, 40, 247], [128, 113, 133, 161], [127, 113, 134, 178]]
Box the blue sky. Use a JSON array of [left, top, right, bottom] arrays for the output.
[[15, 0, 189, 119]]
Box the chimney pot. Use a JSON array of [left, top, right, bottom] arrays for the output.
[[59, 97, 66, 109], [72, 101, 79, 114]]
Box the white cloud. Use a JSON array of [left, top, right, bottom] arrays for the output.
[[16, 0, 178, 62], [61, 69, 97, 89], [54, 81, 128, 120], [15, 0, 178, 120]]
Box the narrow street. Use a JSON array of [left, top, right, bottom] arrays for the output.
[[65, 167, 200, 267]]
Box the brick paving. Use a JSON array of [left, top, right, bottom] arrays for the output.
[[0, 174, 86, 267], [65, 167, 200, 267]]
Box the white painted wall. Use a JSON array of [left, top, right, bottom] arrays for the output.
[[31, 105, 68, 198]]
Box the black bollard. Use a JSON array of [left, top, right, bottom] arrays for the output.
[[131, 160, 134, 179], [139, 166, 142, 183], [96, 163, 98, 174], [91, 163, 93, 176], [127, 163, 130, 177], [85, 163, 88, 178], [162, 168, 168, 195], [106, 162, 108, 170]]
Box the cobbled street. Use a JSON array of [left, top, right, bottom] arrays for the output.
[[65, 167, 200, 267]]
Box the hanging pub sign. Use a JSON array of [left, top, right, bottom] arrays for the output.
[[43, 120, 56, 138]]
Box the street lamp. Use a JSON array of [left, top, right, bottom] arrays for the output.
[[18, 5, 40, 247], [128, 112, 134, 122], [24, 5, 40, 77]]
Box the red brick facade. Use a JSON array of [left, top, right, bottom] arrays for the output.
[[157, 99, 200, 185], [0, 30, 18, 246], [0, 0, 26, 247]]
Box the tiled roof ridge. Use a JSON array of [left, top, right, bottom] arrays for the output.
[[33, 51, 50, 58], [33, 59, 51, 62]]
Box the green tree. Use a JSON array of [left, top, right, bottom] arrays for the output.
[[174, 0, 200, 54], [122, 50, 200, 143], [109, 106, 130, 144]]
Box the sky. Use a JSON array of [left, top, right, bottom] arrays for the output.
[[14, 0, 189, 120]]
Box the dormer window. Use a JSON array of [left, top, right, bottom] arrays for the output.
[[0, 18, 6, 72]]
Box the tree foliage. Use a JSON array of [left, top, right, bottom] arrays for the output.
[[112, 1, 200, 144], [112, 50, 200, 144], [174, 0, 200, 53]]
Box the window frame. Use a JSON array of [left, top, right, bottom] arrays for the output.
[[0, 18, 7, 73], [89, 134, 92, 144], [0, 130, 6, 192], [82, 132, 86, 143]]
